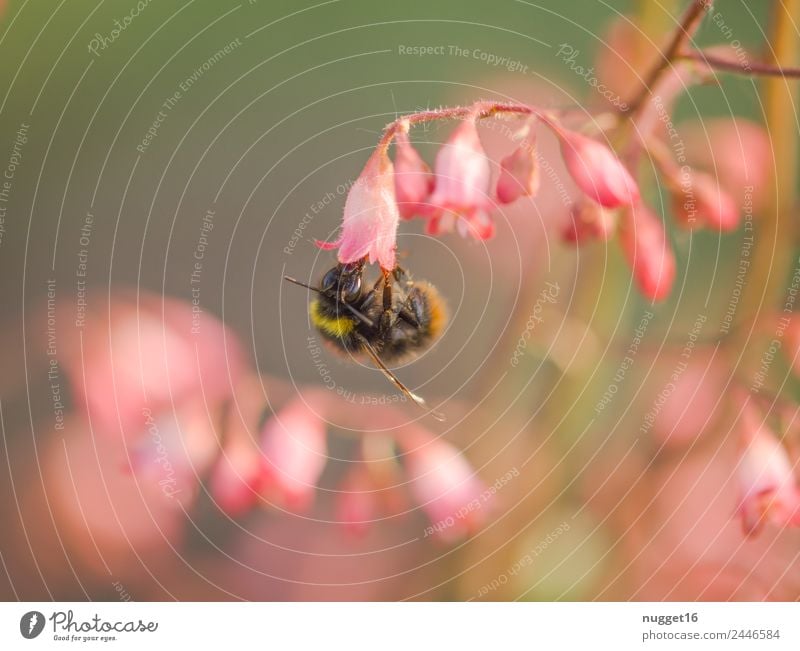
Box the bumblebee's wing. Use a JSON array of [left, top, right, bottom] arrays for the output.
[[355, 334, 445, 422]]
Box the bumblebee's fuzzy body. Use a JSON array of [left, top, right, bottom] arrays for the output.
[[309, 266, 446, 363]]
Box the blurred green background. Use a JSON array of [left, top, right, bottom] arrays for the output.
[[0, 0, 769, 384]]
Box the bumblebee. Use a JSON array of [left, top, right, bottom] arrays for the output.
[[285, 259, 447, 419]]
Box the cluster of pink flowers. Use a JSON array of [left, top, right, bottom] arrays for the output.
[[255, 397, 489, 541], [318, 48, 769, 304], [60, 293, 488, 541], [319, 105, 655, 291]]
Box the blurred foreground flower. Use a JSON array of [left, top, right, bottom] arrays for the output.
[[737, 402, 800, 536], [260, 396, 328, 511], [399, 425, 489, 542], [619, 202, 676, 302]]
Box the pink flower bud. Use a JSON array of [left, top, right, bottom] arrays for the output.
[[398, 426, 487, 542], [619, 203, 676, 302], [737, 404, 800, 536], [393, 126, 434, 219], [561, 199, 616, 243], [260, 398, 328, 511], [428, 117, 494, 239], [317, 147, 399, 270], [554, 126, 639, 208], [496, 134, 540, 204]]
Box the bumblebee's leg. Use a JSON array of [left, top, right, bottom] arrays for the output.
[[382, 268, 393, 311], [358, 275, 384, 311], [392, 266, 408, 283], [355, 333, 445, 422], [397, 286, 425, 328]]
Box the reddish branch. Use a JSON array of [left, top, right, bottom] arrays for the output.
[[679, 49, 800, 79]]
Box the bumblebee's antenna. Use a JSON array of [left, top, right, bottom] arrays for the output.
[[356, 334, 445, 422], [283, 275, 375, 327]]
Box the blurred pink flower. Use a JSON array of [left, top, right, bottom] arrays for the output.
[[317, 147, 399, 270], [393, 124, 434, 219], [679, 117, 771, 212], [619, 202, 676, 302], [335, 464, 378, 537], [554, 126, 639, 208], [129, 397, 220, 508], [65, 293, 244, 441], [737, 404, 800, 536], [399, 425, 487, 542], [496, 132, 540, 204], [427, 116, 494, 239], [260, 397, 328, 511], [45, 419, 189, 575], [650, 350, 724, 448], [209, 376, 267, 516], [669, 168, 740, 231]]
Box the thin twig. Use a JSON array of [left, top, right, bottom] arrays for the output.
[[679, 49, 800, 79]]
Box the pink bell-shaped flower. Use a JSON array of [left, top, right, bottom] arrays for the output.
[[554, 126, 639, 208], [427, 116, 494, 239], [736, 403, 800, 536], [317, 147, 400, 270], [496, 132, 540, 204], [393, 124, 434, 219], [398, 425, 488, 542]]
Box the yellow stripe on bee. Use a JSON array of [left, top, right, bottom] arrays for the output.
[[309, 300, 355, 338]]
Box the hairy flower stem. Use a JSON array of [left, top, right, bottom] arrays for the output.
[[377, 101, 547, 150], [730, 0, 799, 377]]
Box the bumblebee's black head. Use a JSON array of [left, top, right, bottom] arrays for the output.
[[318, 261, 364, 304]]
